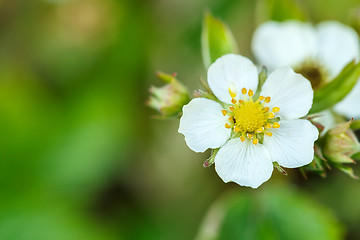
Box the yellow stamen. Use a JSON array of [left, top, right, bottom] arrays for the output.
[[229, 88, 236, 98], [273, 122, 280, 128], [256, 127, 264, 133], [232, 100, 268, 133], [224, 88, 281, 140], [272, 107, 280, 113], [266, 132, 273, 137]]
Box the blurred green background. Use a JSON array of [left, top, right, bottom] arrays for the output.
[[0, 0, 360, 239]]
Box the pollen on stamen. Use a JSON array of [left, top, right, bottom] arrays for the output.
[[238, 99, 244, 104], [231, 98, 237, 104], [229, 106, 234, 112], [252, 138, 259, 145], [228, 88, 237, 98], [221, 110, 227, 116], [259, 96, 264, 101], [242, 88, 247, 94], [273, 122, 280, 128], [248, 89, 254, 97], [264, 107, 269, 112], [234, 126, 240, 132], [268, 112, 275, 119], [256, 127, 264, 133], [265, 97, 271, 103], [272, 107, 280, 112], [265, 123, 271, 129], [266, 132, 273, 137], [240, 136, 245, 142], [247, 133, 253, 139], [228, 117, 234, 122], [225, 123, 231, 129]]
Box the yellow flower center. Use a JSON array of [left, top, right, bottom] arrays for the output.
[[222, 87, 280, 145], [233, 101, 268, 133]]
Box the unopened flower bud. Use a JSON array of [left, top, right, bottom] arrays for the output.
[[323, 120, 360, 163], [147, 72, 190, 117]]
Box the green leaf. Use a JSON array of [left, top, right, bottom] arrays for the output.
[[310, 61, 360, 114], [196, 184, 343, 240], [201, 11, 238, 69], [255, 0, 307, 24]]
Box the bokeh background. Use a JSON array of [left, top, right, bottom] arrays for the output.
[[0, 0, 360, 239]]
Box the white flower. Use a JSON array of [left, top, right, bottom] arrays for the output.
[[252, 20, 360, 119], [178, 54, 319, 188]]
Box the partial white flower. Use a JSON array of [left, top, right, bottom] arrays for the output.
[[179, 54, 319, 188], [252, 20, 360, 119]]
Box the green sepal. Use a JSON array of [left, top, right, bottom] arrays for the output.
[[352, 152, 360, 160], [333, 163, 359, 179], [193, 89, 217, 101], [201, 11, 238, 69], [203, 148, 219, 168], [254, 66, 268, 99], [156, 71, 176, 83], [350, 119, 360, 130], [273, 161, 288, 175], [309, 60, 360, 114]]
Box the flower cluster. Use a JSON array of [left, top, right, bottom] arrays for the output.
[[148, 17, 360, 188]]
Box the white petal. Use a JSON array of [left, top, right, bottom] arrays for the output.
[[252, 21, 317, 70], [260, 67, 313, 120], [178, 98, 231, 153], [333, 78, 360, 119], [263, 119, 319, 168], [316, 21, 360, 79], [207, 54, 259, 104], [214, 138, 273, 188]]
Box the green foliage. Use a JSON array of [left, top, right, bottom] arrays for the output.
[[310, 61, 360, 114], [201, 12, 238, 69], [196, 184, 343, 240], [255, 0, 307, 23]]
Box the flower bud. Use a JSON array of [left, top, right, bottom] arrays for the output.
[[323, 120, 360, 164], [147, 72, 190, 118]]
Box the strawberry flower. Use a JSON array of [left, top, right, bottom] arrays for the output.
[[179, 54, 319, 188]]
